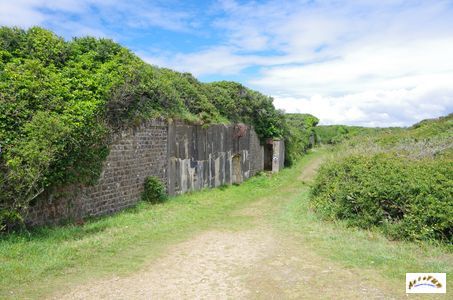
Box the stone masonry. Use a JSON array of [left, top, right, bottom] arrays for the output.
[[27, 120, 284, 226]]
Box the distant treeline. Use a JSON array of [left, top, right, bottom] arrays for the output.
[[314, 125, 382, 145]]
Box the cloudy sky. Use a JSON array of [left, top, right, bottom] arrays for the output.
[[1, 0, 452, 126]]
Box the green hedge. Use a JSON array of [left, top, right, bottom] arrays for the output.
[[310, 114, 453, 244], [314, 125, 380, 145], [311, 153, 452, 243]]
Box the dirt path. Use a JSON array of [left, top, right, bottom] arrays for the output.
[[298, 152, 325, 182], [56, 156, 402, 300]]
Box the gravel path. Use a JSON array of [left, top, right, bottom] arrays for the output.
[[56, 157, 402, 300]]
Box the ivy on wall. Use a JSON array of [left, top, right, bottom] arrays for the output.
[[0, 26, 288, 229]]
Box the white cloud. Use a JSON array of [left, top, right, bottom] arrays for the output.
[[274, 85, 453, 127], [0, 0, 196, 36], [169, 0, 453, 126], [0, 0, 46, 27], [144, 46, 257, 75], [2, 0, 452, 126], [251, 38, 453, 95]]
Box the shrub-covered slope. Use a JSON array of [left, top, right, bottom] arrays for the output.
[[311, 114, 453, 244], [0, 27, 285, 228]]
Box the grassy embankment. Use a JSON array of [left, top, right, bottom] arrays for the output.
[[1, 149, 452, 298]]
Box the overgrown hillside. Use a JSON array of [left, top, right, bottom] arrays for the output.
[[0, 27, 285, 229], [311, 114, 453, 244]]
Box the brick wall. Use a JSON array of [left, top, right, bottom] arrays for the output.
[[27, 119, 167, 226]]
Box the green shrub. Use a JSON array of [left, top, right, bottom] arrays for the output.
[[142, 176, 167, 204], [310, 114, 453, 244], [0, 209, 23, 232], [207, 81, 285, 138]]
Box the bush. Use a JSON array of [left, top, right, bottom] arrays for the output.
[[142, 176, 167, 204], [310, 114, 453, 244], [311, 154, 452, 242], [314, 125, 380, 145], [0, 209, 23, 232], [207, 81, 286, 138]]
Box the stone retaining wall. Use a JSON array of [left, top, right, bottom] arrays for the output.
[[27, 120, 283, 226]]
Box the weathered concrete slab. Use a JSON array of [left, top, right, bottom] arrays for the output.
[[167, 122, 263, 195]]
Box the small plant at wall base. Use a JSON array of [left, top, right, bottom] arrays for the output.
[[142, 176, 167, 204]]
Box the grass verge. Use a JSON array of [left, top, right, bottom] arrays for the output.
[[0, 152, 315, 299], [274, 155, 453, 291], [1, 149, 451, 298]]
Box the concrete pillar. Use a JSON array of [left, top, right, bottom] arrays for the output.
[[272, 139, 285, 173]]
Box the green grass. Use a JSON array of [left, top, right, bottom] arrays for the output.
[[274, 162, 453, 288], [1, 149, 451, 298], [0, 154, 306, 299]]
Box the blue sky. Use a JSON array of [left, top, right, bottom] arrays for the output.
[[1, 0, 453, 126]]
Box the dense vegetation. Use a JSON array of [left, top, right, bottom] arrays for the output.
[[284, 113, 319, 166], [0, 27, 286, 229], [311, 114, 453, 244]]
